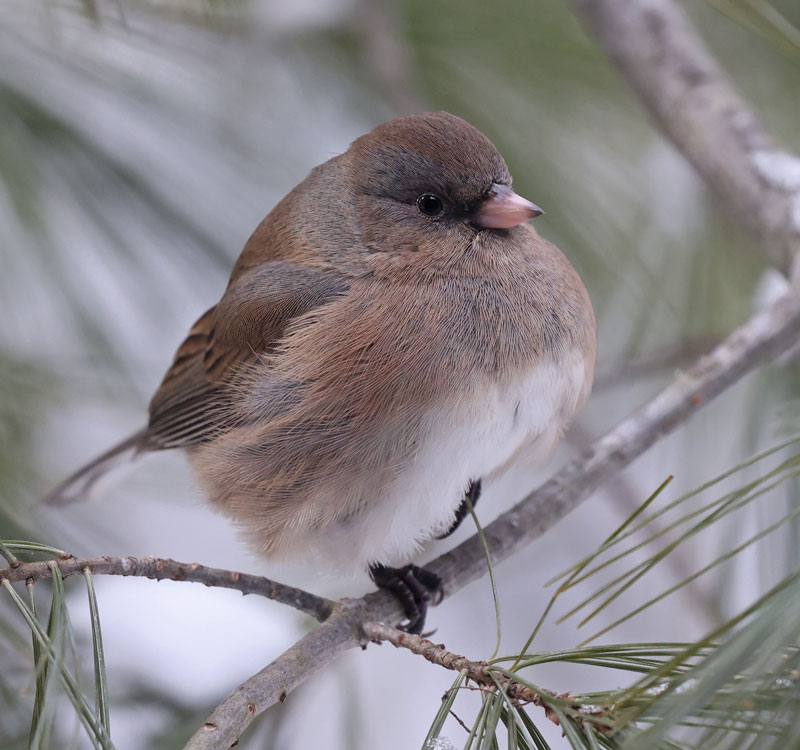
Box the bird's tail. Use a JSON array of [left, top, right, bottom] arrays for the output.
[[43, 429, 149, 506]]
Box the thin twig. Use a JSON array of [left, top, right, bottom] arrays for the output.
[[363, 620, 610, 732], [12, 289, 795, 750], [0, 556, 334, 622]]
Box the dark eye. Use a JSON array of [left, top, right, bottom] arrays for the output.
[[416, 194, 444, 217]]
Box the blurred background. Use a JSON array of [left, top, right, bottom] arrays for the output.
[[2, 0, 800, 748]]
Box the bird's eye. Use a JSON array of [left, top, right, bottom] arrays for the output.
[[416, 194, 444, 217]]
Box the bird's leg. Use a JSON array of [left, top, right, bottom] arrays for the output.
[[436, 478, 482, 540], [369, 563, 444, 634], [368, 479, 480, 632]]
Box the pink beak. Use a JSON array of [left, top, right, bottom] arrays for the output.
[[473, 183, 543, 229]]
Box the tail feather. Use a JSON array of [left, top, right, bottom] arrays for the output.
[[43, 429, 149, 506]]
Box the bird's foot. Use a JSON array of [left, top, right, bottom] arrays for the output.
[[369, 563, 443, 634]]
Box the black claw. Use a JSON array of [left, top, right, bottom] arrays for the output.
[[370, 563, 444, 634], [437, 479, 482, 539], [411, 565, 444, 606]]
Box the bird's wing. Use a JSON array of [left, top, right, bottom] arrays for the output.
[[145, 261, 349, 449]]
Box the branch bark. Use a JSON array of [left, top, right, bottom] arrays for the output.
[[362, 621, 611, 733], [572, 0, 800, 275], [0, 555, 334, 622], [191, 601, 370, 747]]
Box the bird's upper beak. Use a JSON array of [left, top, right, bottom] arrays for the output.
[[473, 183, 543, 229]]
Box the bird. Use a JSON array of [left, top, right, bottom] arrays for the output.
[[45, 112, 596, 633]]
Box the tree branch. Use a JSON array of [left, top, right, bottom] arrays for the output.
[[362, 621, 611, 732], [0, 555, 334, 623], [6, 282, 794, 749], [189, 602, 369, 749], [572, 0, 800, 275]]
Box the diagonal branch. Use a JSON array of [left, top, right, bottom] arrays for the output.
[[362, 620, 612, 733], [362, 621, 547, 705], [190, 602, 370, 746], [572, 0, 800, 275]]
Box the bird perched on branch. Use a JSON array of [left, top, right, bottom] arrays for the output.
[[46, 112, 596, 633]]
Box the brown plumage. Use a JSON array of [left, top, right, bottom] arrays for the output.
[[46, 112, 596, 631]]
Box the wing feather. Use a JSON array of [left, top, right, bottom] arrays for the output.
[[145, 261, 349, 450]]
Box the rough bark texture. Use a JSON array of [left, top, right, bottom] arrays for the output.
[[0, 555, 333, 622]]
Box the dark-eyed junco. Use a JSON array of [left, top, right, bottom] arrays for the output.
[[46, 112, 596, 632]]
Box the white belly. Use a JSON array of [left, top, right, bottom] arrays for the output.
[[310, 350, 591, 572]]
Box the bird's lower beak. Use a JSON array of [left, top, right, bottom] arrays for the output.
[[473, 183, 543, 229]]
